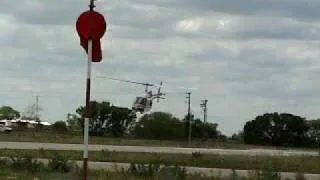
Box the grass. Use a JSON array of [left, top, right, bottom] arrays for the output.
[[0, 167, 284, 180], [0, 157, 247, 180], [0, 149, 319, 174], [0, 130, 255, 149], [0, 168, 77, 180], [0, 153, 308, 180], [1, 130, 316, 151]]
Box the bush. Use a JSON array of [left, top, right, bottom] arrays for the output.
[[10, 156, 44, 174], [129, 163, 161, 177], [191, 152, 202, 158], [158, 165, 187, 180], [48, 153, 74, 173], [253, 169, 281, 180], [295, 172, 306, 180], [129, 163, 187, 180], [52, 121, 68, 132], [0, 158, 11, 169]]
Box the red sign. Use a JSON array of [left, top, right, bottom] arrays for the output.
[[76, 10, 107, 62]]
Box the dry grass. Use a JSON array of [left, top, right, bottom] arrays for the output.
[[0, 149, 319, 174], [0, 130, 255, 149]]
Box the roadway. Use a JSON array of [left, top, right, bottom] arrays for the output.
[[0, 141, 318, 156]]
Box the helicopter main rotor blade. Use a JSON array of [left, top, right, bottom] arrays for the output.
[[96, 76, 155, 87]]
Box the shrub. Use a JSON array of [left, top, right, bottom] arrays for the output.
[[191, 152, 202, 158], [48, 153, 74, 173], [253, 169, 281, 180], [295, 172, 306, 180], [10, 156, 44, 174], [52, 121, 68, 132], [129, 163, 161, 177], [158, 165, 187, 180], [129, 163, 188, 180]]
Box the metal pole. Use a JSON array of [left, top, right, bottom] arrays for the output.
[[83, 1, 95, 180], [186, 92, 191, 146], [83, 40, 92, 180], [35, 95, 39, 121], [201, 99, 208, 139], [204, 100, 208, 123]]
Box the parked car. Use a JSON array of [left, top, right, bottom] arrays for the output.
[[0, 124, 12, 133]]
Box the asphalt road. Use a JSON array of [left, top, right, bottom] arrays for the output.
[[0, 141, 318, 156]]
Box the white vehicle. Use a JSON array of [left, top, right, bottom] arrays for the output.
[[0, 124, 12, 133]]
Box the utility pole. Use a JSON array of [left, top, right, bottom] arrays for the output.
[[200, 99, 208, 123], [186, 92, 191, 146], [200, 99, 208, 139], [35, 95, 39, 122]]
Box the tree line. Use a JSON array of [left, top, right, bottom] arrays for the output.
[[64, 101, 219, 140], [0, 104, 42, 121], [242, 112, 319, 148], [0, 102, 319, 148]]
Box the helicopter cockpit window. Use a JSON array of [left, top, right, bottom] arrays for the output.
[[140, 98, 147, 106], [134, 98, 140, 104], [134, 97, 147, 106]]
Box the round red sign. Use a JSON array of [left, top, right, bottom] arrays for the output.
[[76, 10, 107, 40]]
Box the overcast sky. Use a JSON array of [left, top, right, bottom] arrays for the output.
[[1, 0, 320, 135]]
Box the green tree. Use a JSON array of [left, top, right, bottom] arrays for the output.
[[182, 113, 195, 139], [52, 121, 68, 132], [202, 122, 218, 140], [133, 112, 185, 140], [307, 119, 320, 146], [308, 119, 320, 132], [243, 112, 310, 147], [108, 106, 135, 137], [76, 101, 134, 137], [182, 114, 218, 140], [231, 131, 244, 142], [0, 106, 20, 120], [66, 113, 81, 131], [76, 101, 112, 136]]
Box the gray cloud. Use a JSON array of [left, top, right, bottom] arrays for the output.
[[139, 0, 320, 22], [1, 0, 320, 135]]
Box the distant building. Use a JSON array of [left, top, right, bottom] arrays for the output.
[[0, 118, 51, 129]]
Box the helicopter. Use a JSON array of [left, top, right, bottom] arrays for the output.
[[95, 76, 165, 114]]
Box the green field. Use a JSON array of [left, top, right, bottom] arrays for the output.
[[0, 166, 231, 180], [0, 131, 254, 149], [0, 155, 274, 180], [0, 167, 289, 180], [0, 130, 315, 151], [0, 149, 319, 174]]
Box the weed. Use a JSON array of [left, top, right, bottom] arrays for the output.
[[253, 169, 281, 180], [158, 165, 187, 180], [295, 172, 306, 180], [129, 162, 161, 177], [10, 156, 44, 174], [229, 169, 239, 180], [0, 158, 11, 169], [192, 151, 202, 158], [39, 148, 45, 155], [100, 149, 111, 156], [48, 153, 74, 173]]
